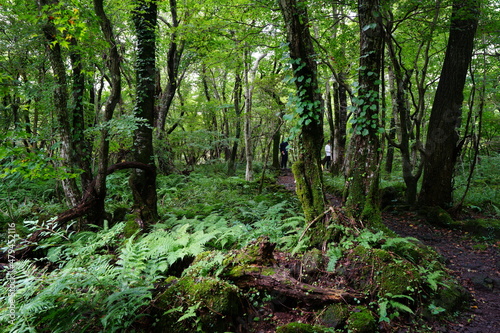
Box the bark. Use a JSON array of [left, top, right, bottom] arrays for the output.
[[224, 238, 362, 307], [156, 0, 183, 133], [325, 81, 334, 171], [229, 267, 359, 306], [385, 20, 421, 205], [130, 0, 159, 226], [227, 71, 243, 176], [419, 0, 479, 208], [39, 0, 81, 207], [332, 73, 348, 176], [91, 0, 122, 226], [156, 0, 183, 175], [69, 38, 93, 192], [243, 50, 266, 182], [345, 0, 384, 225], [279, 0, 326, 247]]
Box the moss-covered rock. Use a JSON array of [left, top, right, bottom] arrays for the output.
[[346, 306, 377, 333], [222, 236, 277, 278], [123, 213, 141, 238], [428, 277, 470, 317], [153, 276, 243, 333], [318, 303, 350, 329], [340, 245, 421, 298], [276, 322, 327, 333], [381, 237, 445, 266], [301, 248, 325, 281]]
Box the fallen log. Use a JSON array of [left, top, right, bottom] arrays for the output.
[[227, 265, 360, 306], [222, 237, 363, 307]]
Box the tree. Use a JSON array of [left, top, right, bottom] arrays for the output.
[[278, 0, 326, 247], [243, 50, 266, 181], [38, 0, 87, 207], [129, 0, 159, 226], [344, 0, 384, 225], [91, 0, 122, 226], [419, 0, 480, 208]]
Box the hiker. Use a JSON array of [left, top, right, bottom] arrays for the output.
[[324, 141, 331, 169], [280, 141, 289, 169]]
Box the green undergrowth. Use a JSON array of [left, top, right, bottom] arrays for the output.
[[0, 169, 306, 332], [325, 224, 469, 330], [1, 159, 494, 332]]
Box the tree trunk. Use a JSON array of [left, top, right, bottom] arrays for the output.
[[39, 0, 82, 207], [129, 0, 159, 227], [332, 73, 348, 176], [69, 38, 93, 193], [385, 20, 421, 205], [279, 0, 326, 247], [243, 50, 266, 182], [91, 0, 122, 226], [227, 71, 243, 176], [156, 0, 183, 175], [345, 0, 384, 225], [419, 0, 479, 208]]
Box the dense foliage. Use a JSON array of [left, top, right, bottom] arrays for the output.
[[1, 0, 499, 331]]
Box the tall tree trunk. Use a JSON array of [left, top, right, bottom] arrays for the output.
[[332, 73, 348, 176], [39, 0, 81, 207], [69, 38, 93, 193], [91, 0, 122, 226], [243, 50, 266, 181], [419, 0, 479, 208], [129, 0, 159, 226], [345, 0, 384, 225], [227, 71, 243, 176], [325, 80, 334, 171], [156, 0, 183, 175], [279, 0, 326, 247], [385, 18, 421, 205]]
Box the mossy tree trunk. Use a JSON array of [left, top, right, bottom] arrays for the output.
[[129, 0, 159, 227], [279, 0, 326, 247], [345, 0, 384, 227]]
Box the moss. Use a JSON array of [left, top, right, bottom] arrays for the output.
[[343, 246, 421, 304], [292, 160, 328, 247], [456, 218, 500, 240], [319, 303, 350, 328], [431, 277, 470, 315], [346, 306, 376, 333], [301, 248, 325, 275], [276, 322, 326, 333], [123, 214, 140, 238], [382, 237, 445, 266], [423, 206, 454, 227], [154, 276, 243, 333]]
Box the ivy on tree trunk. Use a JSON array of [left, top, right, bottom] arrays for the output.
[[345, 0, 384, 227], [130, 0, 159, 227], [279, 0, 326, 247]]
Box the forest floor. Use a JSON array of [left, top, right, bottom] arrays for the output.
[[276, 169, 500, 332]]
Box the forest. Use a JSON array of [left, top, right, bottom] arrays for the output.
[[0, 0, 499, 332]]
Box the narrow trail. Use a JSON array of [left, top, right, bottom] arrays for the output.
[[277, 170, 500, 332]]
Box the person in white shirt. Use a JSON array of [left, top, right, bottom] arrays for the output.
[[324, 141, 331, 169]]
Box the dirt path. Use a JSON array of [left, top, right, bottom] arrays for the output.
[[384, 210, 500, 333], [277, 170, 500, 332]]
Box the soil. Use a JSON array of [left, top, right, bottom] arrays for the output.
[[272, 169, 500, 333]]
